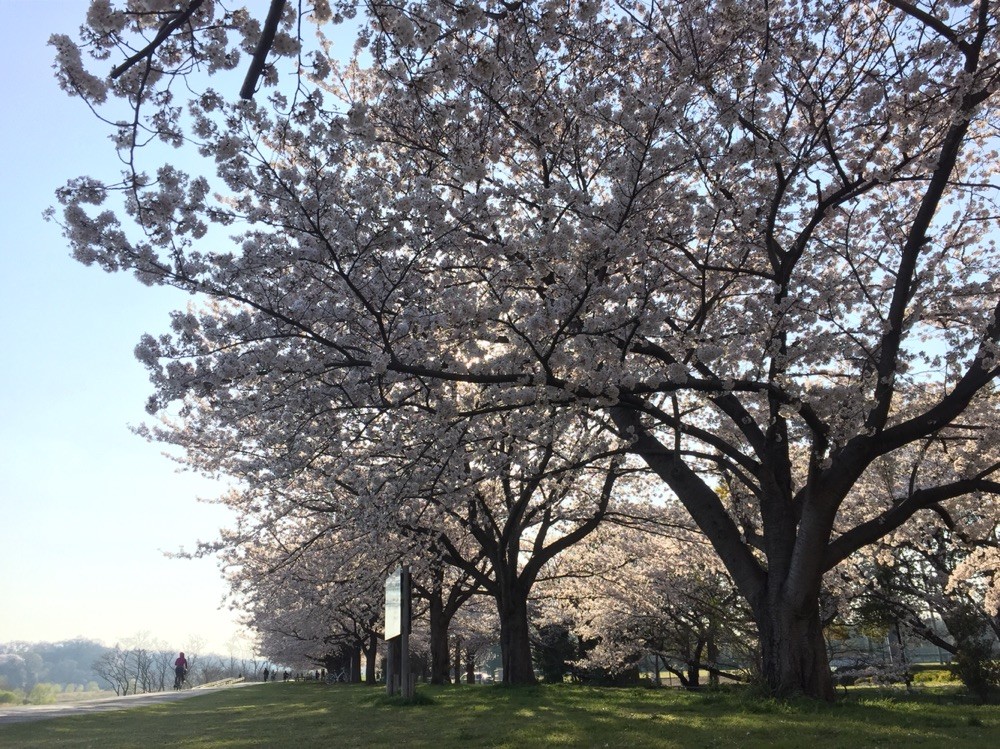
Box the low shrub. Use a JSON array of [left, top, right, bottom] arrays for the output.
[[26, 684, 59, 705], [912, 667, 955, 685]]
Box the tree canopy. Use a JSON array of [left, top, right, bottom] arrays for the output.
[[51, 0, 1000, 699]]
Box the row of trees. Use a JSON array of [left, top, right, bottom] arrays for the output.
[[217, 485, 998, 699], [93, 645, 271, 695], [52, 0, 1000, 700], [92, 643, 183, 695], [0, 637, 272, 697], [0, 639, 108, 693]]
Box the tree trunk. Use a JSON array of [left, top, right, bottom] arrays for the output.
[[757, 597, 834, 700], [888, 621, 910, 687], [365, 633, 378, 685], [466, 650, 476, 684], [453, 635, 462, 684], [350, 644, 362, 683], [685, 663, 700, 689], [428, 590, 452, 685], [686, 639, 705, 690], [708, 636, 719, 688], [497, 591, 536, 684]]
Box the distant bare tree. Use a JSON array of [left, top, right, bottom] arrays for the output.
[[120, 634, 158, 693], [181, 637, 206, 685], [225, 633, 258, 679], [199, 656, 228, 684], [133, 647, 155, 693], [92, 646, 131, 696], [152, 649, 174, 691]]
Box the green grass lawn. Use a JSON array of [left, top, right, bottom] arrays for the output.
[[0, 682, 996, 748]]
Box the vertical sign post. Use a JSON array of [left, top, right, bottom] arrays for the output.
[[384, 565, 412, 698], [400, 565, 412, 698]]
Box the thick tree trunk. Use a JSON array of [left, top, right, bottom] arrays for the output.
[[498, 591, 536, 684], [428, 591, 451, 685], [612, 407, 843, 699], [685, 663, 700, 689], [757, 597, 834, 701]]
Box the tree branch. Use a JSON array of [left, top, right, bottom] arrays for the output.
[[824, 479, 1000, 570], [240, 0, 287, 99], [110, 0, 205, 79]]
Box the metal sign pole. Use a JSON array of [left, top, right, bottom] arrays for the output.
[[385, 638, 396, 696], [400, 565, 413, 698]]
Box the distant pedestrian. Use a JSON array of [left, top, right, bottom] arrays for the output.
[[262, 667, 269, 682]]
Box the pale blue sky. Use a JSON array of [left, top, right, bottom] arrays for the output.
[[0, 0, 247, 655]]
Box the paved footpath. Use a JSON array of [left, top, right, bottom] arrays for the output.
[[0, 681, 262, 725]]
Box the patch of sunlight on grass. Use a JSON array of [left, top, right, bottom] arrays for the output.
[[532, 730, 579, 745]]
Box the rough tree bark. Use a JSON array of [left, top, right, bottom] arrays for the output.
[[755, 593, 834, 700], [428, 591, 452, 684], [497, 586, 536, 685]]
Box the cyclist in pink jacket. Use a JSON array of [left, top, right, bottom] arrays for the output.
[[174, 652, 188, 689]]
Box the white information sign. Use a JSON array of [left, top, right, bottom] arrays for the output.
[[384, 568, 402, 640]]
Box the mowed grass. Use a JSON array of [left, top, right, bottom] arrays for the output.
[[0, 681, 997, 748]]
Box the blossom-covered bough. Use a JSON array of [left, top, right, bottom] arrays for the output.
[[535, 507, 755, 689], [369, 401, 627, 684], [211, 466, 487, 684], [51, 0, 1000, 699], [230, 520, 387, 681], [826, 428, 1000, 698]]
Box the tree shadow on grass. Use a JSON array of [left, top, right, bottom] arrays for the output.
[[0, 682, 996, 748]]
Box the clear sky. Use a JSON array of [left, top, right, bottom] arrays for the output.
[[0, 0, 249, 656]]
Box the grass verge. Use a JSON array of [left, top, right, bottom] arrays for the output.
[[0, 681, 996, 748]]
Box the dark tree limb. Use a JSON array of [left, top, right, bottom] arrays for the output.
[[240, 0, 287, 99], [110, 0, 205, 79], [823, 478, 1000, 570]]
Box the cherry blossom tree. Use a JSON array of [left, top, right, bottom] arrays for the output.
[[188, 391, 624, 684], [239, 557, 384, 681], [412, 558, 481, 684], [833, 499, 1000, 698], [52, 0, 1000, 698], [446, 594, 499, 683], [216, 495, 390, 682], [537, 506, 752, 688], [290, 400, 624, 684]]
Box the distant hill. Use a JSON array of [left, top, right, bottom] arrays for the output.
[[0, 639, 112, 691]]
